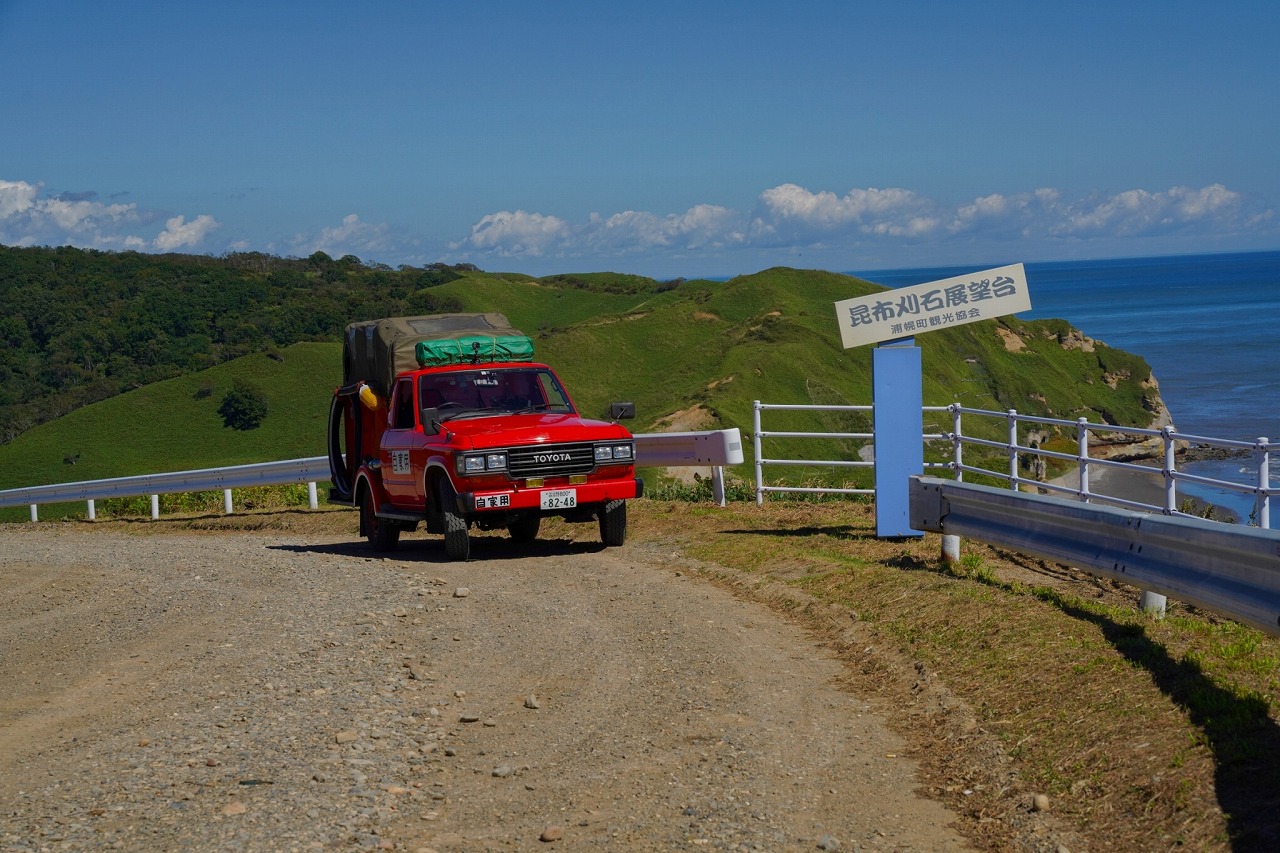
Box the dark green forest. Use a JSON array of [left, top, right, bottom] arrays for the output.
[[0, 245, 469, 443]]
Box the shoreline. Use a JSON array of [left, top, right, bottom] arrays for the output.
[[1042, 461, 1239, 523]]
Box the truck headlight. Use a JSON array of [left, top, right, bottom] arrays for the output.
[[595, 443, 634, 462], [458, 452, 508, 475]]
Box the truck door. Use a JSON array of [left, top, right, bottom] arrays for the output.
[[381, 378, 423, 506]]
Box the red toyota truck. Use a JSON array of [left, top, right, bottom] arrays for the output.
[[327, 314, 642, 560]]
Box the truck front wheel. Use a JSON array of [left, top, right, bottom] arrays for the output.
[[361, 489, 400, 551], [599, 499, 627, 547], [437, 479, 471, 561]]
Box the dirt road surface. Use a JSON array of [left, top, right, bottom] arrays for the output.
[[0, 522, 982, 852]]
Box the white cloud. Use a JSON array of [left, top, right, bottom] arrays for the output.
[[4, 175, 1274, 272], [462, 210, 570, 257], [0, 178, 220, 251], [451, 181, 1275, 271], [584, 204, 741, 252], [758, 183, 928, 225], [1053, 184, 1248, 237], [452, 204, 746, 260], [0, 180, 39, 218], [750, 184, 941, 242], [321, 214, 392, 254], [154, 214, 220, 250]]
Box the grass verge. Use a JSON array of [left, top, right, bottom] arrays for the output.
[[627, 499, 1280, 852]]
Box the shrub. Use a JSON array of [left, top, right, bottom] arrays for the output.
[[218, 381, 269, 430]]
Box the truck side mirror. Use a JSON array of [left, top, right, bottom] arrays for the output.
[[609, 402, 635, 421], [420, 407, 441, 432]]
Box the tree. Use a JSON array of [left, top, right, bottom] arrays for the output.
[[218, 381, 269, 430]]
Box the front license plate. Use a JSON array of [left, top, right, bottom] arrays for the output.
[[540, 488, 577, 510]]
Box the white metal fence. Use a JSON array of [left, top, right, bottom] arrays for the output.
[[753, 401, 1275, 530]]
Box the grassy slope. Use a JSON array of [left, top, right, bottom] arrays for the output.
[[0, 343, 339, 503], [0, 268, 1159, 512]]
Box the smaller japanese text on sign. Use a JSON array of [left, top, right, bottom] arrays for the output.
[[834, 263, 1031, 349]]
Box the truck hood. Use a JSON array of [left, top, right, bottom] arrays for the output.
[[442, 412, 632, 449]]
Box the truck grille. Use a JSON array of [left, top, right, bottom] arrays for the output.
[[506, 442, 596, 479]]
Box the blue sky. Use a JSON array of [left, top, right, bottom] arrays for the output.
[[2, 0, 1278, 278]]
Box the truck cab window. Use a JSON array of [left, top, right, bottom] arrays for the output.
[[391, 380, 414, 429]]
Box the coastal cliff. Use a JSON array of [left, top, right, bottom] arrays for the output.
[[1040, 326, 1176, 460]]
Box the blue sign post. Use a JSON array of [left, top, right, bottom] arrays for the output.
[[834, 263, 1031, 540], [872, 338, 924, 538]]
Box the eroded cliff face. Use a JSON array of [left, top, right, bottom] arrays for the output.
[[1001, 324, 1181, 462], [1064, 331, 1183, 461], [1089, 372, 1180, 462]]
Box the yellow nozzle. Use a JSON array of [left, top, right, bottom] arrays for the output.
[[358, 384, 382, 411]]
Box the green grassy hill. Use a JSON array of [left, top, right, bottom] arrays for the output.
[[0, 267, 1160, 519], [0, 343, 338, 509]]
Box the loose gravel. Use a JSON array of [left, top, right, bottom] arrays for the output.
[[1, 525, 972, 852]]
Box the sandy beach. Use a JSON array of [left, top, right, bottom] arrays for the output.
[[1043, 460, 1237, 521]]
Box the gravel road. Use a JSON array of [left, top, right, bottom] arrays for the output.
[[0, 524, 973, 852]]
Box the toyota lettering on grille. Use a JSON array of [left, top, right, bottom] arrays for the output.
[[534, 452, 572, 464]]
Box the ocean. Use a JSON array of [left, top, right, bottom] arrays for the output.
[[851, 250, 1280, 519]]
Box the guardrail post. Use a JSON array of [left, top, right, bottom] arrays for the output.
[[1140, 590, 1167, 619], [1007, 409, 1019, 490], [1077, 418, 1091, 503], [224, 488, 234, 514], [29, 504, 38, 523], [150, 495, 160, 520], [942, 405, 962, 562], [941, 534, 961, 565], [1162, 426, 1178, 515], [753, 401, 764, 507], [87, 499, 96, 521], [711, 466, 726, 507], [308, 481, 319, 510], [1257, 437, 1271, 529]]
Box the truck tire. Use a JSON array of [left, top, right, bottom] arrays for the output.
[[437, 480, 471, 561], [599, 499, 627, 547], [507, 513, 540, 543], [361, 489, 400, 551]]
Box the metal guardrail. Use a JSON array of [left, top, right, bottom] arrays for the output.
[[0, 430, 745, 521], [0, 457, 332, 521], [909, 475, 1280, 636]]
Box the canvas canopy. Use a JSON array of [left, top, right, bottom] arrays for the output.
[[342, 313, 522, 398]]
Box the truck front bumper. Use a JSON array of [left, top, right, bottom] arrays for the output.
[[461, 477, 643, 514]]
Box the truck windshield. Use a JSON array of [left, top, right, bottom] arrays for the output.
[[419, 368, 575, 420]]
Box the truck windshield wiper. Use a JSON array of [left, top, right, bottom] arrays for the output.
[[439, 407, 505, 422]]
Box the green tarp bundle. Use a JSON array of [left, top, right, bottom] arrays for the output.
[[415, 334, 535, 367]]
